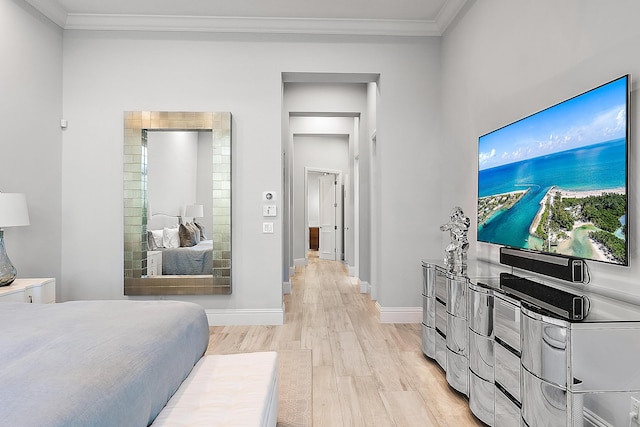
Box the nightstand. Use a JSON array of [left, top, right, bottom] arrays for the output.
[[147, 251, 162, 276], [0, 278, 56, 303]]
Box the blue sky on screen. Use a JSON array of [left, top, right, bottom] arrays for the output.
[[478, 76, 627, 171]]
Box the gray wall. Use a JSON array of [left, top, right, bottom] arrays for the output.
[[0, 0, 63, 299], [60, 31, 442, 317], [441, 0, 640, 301]]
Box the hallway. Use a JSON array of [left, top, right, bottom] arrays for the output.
[[207, 254, 481, 426]]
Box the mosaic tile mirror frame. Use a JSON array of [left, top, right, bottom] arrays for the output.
[[124, 111, 232, 295]]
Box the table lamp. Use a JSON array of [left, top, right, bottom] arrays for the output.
[[0, 193, 30, 286], [185, 204, 204, 220]]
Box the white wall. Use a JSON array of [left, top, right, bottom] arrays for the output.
[[147, 131, 198, 217], [0, 0, 62, 297], [441, 0, 640, 302], [61, 31, 442, 319]]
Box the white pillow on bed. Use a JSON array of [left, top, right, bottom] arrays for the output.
[[163, 227, 180, 248], [149, 230, 164, 249]]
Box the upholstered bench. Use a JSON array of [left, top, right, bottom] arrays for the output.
[[151, 352, 278, 427]]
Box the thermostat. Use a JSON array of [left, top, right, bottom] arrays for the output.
[[262, 191, 277, 201]]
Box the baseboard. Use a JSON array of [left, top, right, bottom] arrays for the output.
[[294, 258, 307, 267], [376, 302, 422, 324], [348, 264, 356, 277], [360, 280, 369, 294], [205, 307, 284, 326], [282, 281, 291, 295]]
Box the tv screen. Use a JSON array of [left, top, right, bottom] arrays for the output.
[[477, 75, 629, 266]]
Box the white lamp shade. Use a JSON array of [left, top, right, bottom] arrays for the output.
[[0, 193, 30, 227], [185, 204, 204, 218]]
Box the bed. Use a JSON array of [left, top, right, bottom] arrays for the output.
[[0, 300, 209, 427], [160, 240, 214, 275], [147, 214, 214, 275]]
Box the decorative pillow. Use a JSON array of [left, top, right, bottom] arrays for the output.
[[186, 222, 201, 242], [149, 229, 164, 249], [147, 231, 157, 250], [194, 222, 207, 240], [163, 227, 180, 248], [179, 223, 198, 247]]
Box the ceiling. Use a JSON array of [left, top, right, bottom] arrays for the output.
[[24, 0, 468, 36]]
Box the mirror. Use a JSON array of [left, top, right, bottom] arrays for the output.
[[124, 111, 231, 295]]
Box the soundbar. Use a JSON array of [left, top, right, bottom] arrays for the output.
[[500, 273, 590, 321], [500, 247, 585, 283]]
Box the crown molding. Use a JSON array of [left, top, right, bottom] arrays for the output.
[[23, 0, 68, 27], [434, 0, 468, 34], [64, 14, 441, 36], [24, 0, 467, 37]]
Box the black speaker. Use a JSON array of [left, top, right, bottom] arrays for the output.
[[499, 273, 590, 321], [499, 247, 584, 283]]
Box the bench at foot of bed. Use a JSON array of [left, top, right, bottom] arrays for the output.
[[151, 352, 278, 427]]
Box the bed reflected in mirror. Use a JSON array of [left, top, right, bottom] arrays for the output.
[[124, 111, 231, 296]]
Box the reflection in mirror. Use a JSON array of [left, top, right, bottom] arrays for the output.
[[146, 131, 214, 276], [124, 112, 231, 296]]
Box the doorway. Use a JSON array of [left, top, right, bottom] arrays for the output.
[[282, 74, 378, 298], [306, 169, 343, 261]]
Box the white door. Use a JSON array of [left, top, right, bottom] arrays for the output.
[[319, 173, 337, 260]]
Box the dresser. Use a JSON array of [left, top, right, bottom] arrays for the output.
[[0, 278, 56, 303], [420, 261, 640, 427]]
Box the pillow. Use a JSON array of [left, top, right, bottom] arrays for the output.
[[186, 222, 201, 242], [179, 223, 198, 247], [163, 227, 180, 249], [194, 221, 207, 240], [148, 229, 164, 250]]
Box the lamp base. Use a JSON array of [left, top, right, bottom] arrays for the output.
[[0, 229, 17, 287]]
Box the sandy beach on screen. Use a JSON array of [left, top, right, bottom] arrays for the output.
[[557, 187, 625, 199]]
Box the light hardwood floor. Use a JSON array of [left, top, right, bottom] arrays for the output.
[[207, 252, 483, 426]]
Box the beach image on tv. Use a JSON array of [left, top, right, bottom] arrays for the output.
[[477, 76, 628, 265]]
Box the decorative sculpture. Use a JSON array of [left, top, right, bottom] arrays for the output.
[[440, 206, 470, 274]]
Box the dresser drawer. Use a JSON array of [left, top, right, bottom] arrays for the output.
[[446, 313, 467, 355], [469, 330, 494, 381], [521, 368, 567, 427], [494, 293, 521, 353], [520, 306, 568, 388], [435, 298, 447, 336], [495, 385, 522, 427], [447, 275, 468, 317], [422, 295, 435, 327], [469, 370, 494, 426], [435, 329, 447, 370], [422, 263, 436, 297], [445, 349, 468, 395], [421, 323, 436, 359], [495, 342, 521, 403], [468, 283, 493, 336], [435, 270, 448, 302]]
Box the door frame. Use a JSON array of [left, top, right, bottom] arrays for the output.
[[305, 167, 343, 262]]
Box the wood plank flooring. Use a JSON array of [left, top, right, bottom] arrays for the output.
[[207, 252, 483, 426]]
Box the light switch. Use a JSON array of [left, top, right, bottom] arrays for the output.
[[263, 205, 277, 217], [263, 222, 274, 233]]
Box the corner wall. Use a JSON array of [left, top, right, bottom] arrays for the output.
[[441, 0, 640, 301], [0, 0, 63, 296]]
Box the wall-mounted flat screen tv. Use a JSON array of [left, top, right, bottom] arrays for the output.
[[477, 75, 629, 266]]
